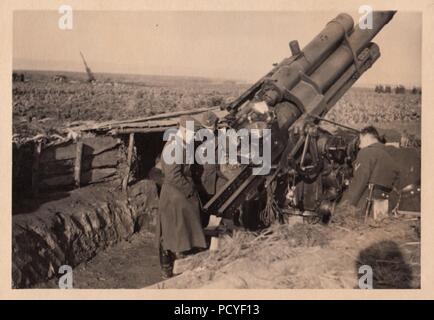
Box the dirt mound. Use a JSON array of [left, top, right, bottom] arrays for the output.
[[151, 212, 420, 289], [182, 223, 329, 275], [12, 180, 159, 288]]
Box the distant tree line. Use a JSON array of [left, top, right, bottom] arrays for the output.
[[374, 84, 421, 95]]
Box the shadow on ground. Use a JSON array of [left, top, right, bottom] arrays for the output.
[[356, 240, 413, 289]]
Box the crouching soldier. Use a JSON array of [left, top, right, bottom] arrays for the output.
[[342, 126, 399, 221], [156, 115, 207, 279]]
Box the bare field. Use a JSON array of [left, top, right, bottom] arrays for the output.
[[13, 71, 247, 138], [13, 71, 421, 139]]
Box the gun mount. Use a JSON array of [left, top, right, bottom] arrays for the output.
[[204, 11, 396, 228]]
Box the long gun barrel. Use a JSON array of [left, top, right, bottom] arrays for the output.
[[80, 51, 96, 83], [226, 13, 354, 114], [205, 11, 396, 219]]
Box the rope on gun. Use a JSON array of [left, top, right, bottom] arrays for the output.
[[260, 179, 282, 226]]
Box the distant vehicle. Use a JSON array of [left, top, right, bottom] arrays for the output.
[[375, 84, 384, 93], [12, 72, 25, 82], [395, 84, 406, 94]]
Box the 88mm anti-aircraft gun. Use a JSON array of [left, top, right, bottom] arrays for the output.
[[204, 11, 396, 228]]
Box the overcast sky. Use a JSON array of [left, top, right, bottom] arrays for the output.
[[13, 10, 421, 87]]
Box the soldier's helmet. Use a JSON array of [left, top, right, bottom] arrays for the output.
[[200, 111, 219, 129]]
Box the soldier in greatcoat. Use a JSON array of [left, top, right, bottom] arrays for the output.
[[156, 115, 207, 278]]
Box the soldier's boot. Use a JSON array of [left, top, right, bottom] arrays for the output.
[[159, 246, 175, 279], [372, 198, 389, 221]]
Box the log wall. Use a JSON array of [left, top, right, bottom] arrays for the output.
[[13, 136, 126, 200]]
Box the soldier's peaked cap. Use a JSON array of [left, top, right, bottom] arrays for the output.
[[178, 115, 202, 130], [360, 125, 386, 143], [200, 110, 219, 129]]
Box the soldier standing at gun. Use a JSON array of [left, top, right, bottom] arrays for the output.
[[157, 116, 207, 279], [190, 111, 230, 228], [342, 126, 399, 221], [194, 111, 228, 201]]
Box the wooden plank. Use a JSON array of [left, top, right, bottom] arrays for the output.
[[111, 111, 228, 133], [40, 159, 75, 176], [81, 168, 118, 184], [86, 149, 120, 168], [40, 141, 76, 162], [40, 168, 118, 188], [397, 210, 420, 217], [116, 119, 178, 129], [122, 133, 135, 191], [81, 136, 121, 155], [74, 141, 83, 187], [83, 107, 220, 131], [114, 126, 175, 134], [31, 141, 42, 197], [40, 174, 75, 188], [39, 149, 120, 177], [40, 137, 121, 162]]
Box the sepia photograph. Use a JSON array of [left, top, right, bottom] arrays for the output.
[[10, 8, 421, 290]]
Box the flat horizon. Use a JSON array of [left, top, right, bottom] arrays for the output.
[[13, 11, 422, 88], [12, 68, 421, 89]]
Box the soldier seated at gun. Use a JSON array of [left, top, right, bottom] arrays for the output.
[[342, 126, 400, 221]]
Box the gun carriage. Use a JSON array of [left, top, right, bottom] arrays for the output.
[[203, 11, 396, 228]]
